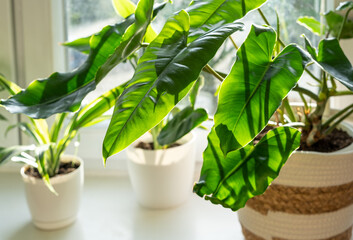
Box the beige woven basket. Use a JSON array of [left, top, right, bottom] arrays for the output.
[[238, 122, 353, 240]]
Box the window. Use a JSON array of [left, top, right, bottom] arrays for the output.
[[1, 0, 351, 171]]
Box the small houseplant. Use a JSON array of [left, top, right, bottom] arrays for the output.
[[0, 75, 124, 229], [125, 78, 208, 208]]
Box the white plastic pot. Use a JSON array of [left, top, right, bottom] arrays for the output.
[[238, 122, 353, 240], [126, 133, 195, 209], [21, 155, 84, 230]]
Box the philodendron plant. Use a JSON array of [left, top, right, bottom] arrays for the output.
[[0, 75, 124, 192], [1, 0, 313, 209], [286, 1, 353, 149]]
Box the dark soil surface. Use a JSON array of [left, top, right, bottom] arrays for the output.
[[25, 161, 80, 179], [136, 142, 181, 150], [254, 125, 353, 153], [299, 128, 353, 153]]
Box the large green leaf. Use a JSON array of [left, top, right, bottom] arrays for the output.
[[62, 36, 91, 55], [324, 11, 353, 39], [304, 37, 353, 91], [214, 25, 309, 154], [72, 83, 126, 129], [186, 0, 266, 41], [102, 11, 243, 161], [1, 0, 155, 119], [297, 16, 322, 36], [113, 0, 137, 18], [157, 106, 208, 146], [194, 126, 301, 211]]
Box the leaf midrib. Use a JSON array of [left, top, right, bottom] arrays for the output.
[[212, 130, 290, 196]]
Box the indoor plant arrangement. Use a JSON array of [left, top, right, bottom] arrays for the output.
[[0, 0, 304, 174], [0, 75, 124, 230], [0, 0, 320, 233]]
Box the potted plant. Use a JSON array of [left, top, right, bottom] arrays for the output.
[[0, 75, 124, 230], [126, 80, 208, 208], [0, 0, 313, 232], [235, 2, 353, 239]]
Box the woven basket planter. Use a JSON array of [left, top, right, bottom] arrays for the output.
[[238, 122, 353, 240]]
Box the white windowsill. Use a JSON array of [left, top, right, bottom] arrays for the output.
[[0, 171, 244, 240]]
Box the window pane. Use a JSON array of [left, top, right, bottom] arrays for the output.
[[64, 0, 321, 109]]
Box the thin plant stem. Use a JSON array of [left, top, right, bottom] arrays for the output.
[[293, 86, 320, 101], [338, 7, 353, 40], [229, 36, 239, 49], [331, 91, 353, 96], [323, 109, 353, 136], [305, 68, 321, 83], [204, 64, 225, 82], [322, 103, 353, 129]]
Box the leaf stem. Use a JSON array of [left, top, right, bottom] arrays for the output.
[[322, 103, 353, 129], [338, 7, 353, 40], [323, 108, 353, 136], [293, 85, 320, 101], [229, 36, 238, 50], [331, 91, 353, 96], [204, 64, 225, 82], [305, 68, 321, 83]]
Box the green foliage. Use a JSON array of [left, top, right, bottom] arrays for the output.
[[304, 37, 353, 91], [194, 126, 300, 211], [3, 0, 342, 210], [157, 106, 208, 146], [325, 11, 353, 39], [1, 0, 156, 118], [186, 0, 267, 41], [214, 25, 309, 155], [102, 11, 243, 161], [0, 76, 124, 191], [297, 16, 322, 36]]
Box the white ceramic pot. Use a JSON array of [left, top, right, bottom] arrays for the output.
[[21, 155, 84, 230], [238, 122, 353, 240], [126, 133, 195, 209]]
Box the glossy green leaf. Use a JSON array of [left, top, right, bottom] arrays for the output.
[[336, 1, 353, 11], [304, 37, 353, 91], [324, 11, 353, 39], [157, 106, 208, 146], [214, 25, 309, 154], [73, 84, 125, 130], [0, 145, 35, 165], [0, 74, 21, 95], [102, 10, 243, 161], [113, 0, 136, 18], [189, 76, 204, 108], [62, 36, 91, 54], [194, 126, 301, 211], [186, 0, 266, 41], [297, 16, 322, 35], [1, 0, 155, 119]]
